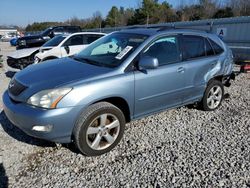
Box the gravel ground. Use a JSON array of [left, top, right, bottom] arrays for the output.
[[0, 41, 249, 187]]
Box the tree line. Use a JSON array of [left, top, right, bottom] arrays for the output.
[[25, 0, 250, 31]]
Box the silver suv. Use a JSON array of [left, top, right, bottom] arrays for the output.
[[3, 28, 234, 156]]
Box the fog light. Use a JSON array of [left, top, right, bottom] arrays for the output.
[[32, 125, 53, 132]]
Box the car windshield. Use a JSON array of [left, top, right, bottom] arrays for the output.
[[73, 32, 148, 68], [41, 28, 52, 36], [42, 35, 66, 47]]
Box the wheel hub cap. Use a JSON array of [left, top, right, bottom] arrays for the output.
[[86, 113, 120, 150], [207, 85, 222, 109]]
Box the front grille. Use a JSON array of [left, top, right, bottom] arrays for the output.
[[8, 79, 27, 96]]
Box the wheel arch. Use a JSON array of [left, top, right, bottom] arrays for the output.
[[93, 97, 131, 123], [207, 75, 223, 85]]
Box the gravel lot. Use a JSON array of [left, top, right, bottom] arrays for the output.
[[0, 41, 249, 188]]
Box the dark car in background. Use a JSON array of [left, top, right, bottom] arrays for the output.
[[16, 26, 81, 49]]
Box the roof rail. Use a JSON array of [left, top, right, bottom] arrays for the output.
[[123, 22, 213, 33], [157, 22, 213, 33]]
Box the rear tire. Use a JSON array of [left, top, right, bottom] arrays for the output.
[[73, 102, 125, 156], [201, 80, 224, 111]]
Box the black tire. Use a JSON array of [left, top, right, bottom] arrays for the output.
[[201, 80, 224, 111], [73, 102, 125, 156]]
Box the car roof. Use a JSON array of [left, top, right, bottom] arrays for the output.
[[120, 28, 209, 37], [120, 28, 159, 36], [59, 32, 106, 38]]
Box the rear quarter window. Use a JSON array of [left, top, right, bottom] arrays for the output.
[[209, 39, 224, 55], [205, 38, 215, 56]]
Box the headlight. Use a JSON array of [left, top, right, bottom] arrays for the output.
[[19, 40, 26, 45], [34, 57, 40, 64], [27, 88, 72, 109]]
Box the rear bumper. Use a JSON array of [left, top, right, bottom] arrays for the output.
[[2, 91, 82, 143]]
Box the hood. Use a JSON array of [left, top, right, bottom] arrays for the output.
[[8, 47, 39, 59], [13, 57, 113, 101]]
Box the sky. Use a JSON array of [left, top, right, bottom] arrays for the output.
[[0, 0, 186, 27]]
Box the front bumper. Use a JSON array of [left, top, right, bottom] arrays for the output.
[[2, 91, 82, 143], [7, 56, 35, 70]]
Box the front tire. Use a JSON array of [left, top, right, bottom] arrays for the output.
[[73, 102, 125, 156], [201, 80, 224, 111]]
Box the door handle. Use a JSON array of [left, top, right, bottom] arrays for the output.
[[211, 62, 216, 67], [177, 67, 185, 73]]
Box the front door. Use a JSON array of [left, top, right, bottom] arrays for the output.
[[134, 35, 186, 118]]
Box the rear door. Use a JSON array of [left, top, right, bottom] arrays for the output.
[[134, 35, 187, 118], [180, 35, 219, 103]]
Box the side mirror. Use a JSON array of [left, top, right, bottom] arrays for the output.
[[139, 56, 159, 70], [64, 46, 70, 54]]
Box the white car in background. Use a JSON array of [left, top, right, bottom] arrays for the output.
[[34, 32, 106, 63], [7, 32, 106, 71]]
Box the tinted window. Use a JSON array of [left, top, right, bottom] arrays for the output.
[[209, 39, 224, 55], [83, 34, 103, 44], [41, 28, 52, 36], [42, 35, 66, 47], [64, 35, 83, 46], [53, 27, 64, 33], [205, 38, 215, 56], [143, 36, 180, 66], [181, 36, 205, 60]]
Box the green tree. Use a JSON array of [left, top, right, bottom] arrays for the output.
[[213, 7, 234, 18], [106, 6, 120, 27]]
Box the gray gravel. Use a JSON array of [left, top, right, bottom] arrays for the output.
[[0, 42, 249, 188]]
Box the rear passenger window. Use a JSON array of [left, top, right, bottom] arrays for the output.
[[143, 36, 180, 66], [209, 39, 224, 55], [181, 35, 205, 60], [205, 38, 215, 56]]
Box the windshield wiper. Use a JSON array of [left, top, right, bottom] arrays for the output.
[[72, 56, 113, 68]]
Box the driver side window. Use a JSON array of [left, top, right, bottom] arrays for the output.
[[63, 35, 83, 46], [143, 36, 180, 66]]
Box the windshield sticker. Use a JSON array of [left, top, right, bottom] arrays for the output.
[[115, 46, 133, 60]]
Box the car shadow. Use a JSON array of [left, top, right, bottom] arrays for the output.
[[0, 163, 8, 188], [61, 143, 81, 154], [0, 111, 56, 147], [5, 71, 15, 78]]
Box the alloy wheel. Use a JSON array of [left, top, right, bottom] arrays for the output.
[[207, 85, 223, 109], [86, 113, 120, 150]]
